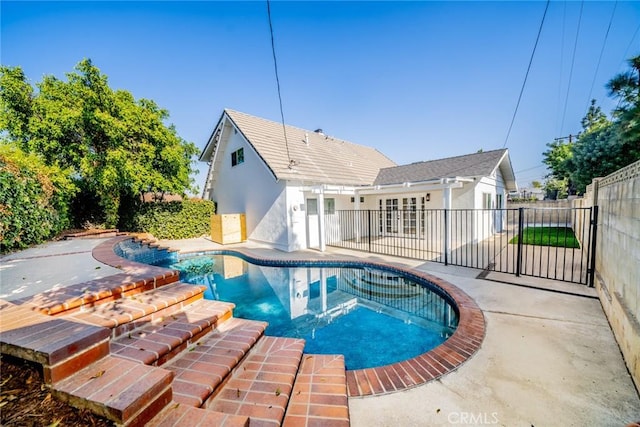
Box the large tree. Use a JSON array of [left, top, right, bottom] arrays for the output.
[[0, 59, 199, 227], [542, 137, 574, 196], [570, 101, 621, 193], [607, 54, 640, 161], [543, 55, 640, 195]]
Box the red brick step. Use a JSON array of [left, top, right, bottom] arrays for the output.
[[283, 354, 350, 427], [0, 300, 111, 384], [147, 403, 249, 427], [18, 266, 180, 317], [203, 336, 305, 427], [53, 355, 174, 426], [163, 317, 268, 407], [110, 299, 235, 366], [65, 282, 207, 338]]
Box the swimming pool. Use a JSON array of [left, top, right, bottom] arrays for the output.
[[149, 253, 458, 370], [110, 237, 485, 395]]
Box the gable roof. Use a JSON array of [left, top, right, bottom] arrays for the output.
[[374, 148, 517, 190], [206, 109, 396, 186]]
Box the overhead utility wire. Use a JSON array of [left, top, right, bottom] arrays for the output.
[[584, 1, 617, 114], [502, 0, 550, 148], [555, 1, 567, 135], [560, 0, 584, 134], [620, 23, 640, 66], [266, 0, 295, 168], [515, 164, 546, 174]]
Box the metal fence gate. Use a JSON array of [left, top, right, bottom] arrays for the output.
[[324, 206, 598, 285]]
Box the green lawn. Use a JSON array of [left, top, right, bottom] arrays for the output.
[[509, 226, 581, 248]]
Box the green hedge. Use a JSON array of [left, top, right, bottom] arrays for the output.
[[0, 144, 76, 252], [129, 199, 216, 239]]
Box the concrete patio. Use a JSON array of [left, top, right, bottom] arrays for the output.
[[1, 236, 638, 426]]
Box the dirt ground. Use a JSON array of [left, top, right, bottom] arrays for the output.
[[0, 355, 113, 427]]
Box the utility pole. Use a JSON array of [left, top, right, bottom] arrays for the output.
[[554, 133, 579, 143]]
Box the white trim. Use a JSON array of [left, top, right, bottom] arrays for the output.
[[318, 192, 326, 252], [300, 177, 470, 198]]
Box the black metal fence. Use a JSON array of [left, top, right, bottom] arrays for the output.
[[324, 206, 598, 285]]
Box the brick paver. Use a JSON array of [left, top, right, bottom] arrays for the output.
[[283, 354, 349, 427], [204, 336, 305, 426]]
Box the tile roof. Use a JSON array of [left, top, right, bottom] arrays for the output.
[[374, 148, 510, 186], [223, 109, 396, 185]]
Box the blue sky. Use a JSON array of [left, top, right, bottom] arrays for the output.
[[2, 1, 639, 192]]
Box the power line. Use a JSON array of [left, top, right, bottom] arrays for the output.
[[515, 164, 546, 174], [266, 0, 295, 168], [619, 22, 640, 69], [502, 0, 550, 148], [560, 0, 584, 134], [554, 1, 567, 135], [584, 0, 617, 114]]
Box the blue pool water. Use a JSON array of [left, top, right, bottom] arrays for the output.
[[149, 252, 458, 370], [114, 239, 459, 370]]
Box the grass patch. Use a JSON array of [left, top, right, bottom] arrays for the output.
[[510, 227, 580, 248]]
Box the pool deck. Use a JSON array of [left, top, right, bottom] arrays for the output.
[[1, 236, 639, 426]]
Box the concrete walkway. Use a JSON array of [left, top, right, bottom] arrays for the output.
[[347, 259, 639, 426], [0, 239, 122, 301], [1, 236, 638, 426]]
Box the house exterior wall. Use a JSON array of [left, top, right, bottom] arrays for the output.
[[208, 128, 290, 251], [448, 170, 508, 243], [285, 183, 308, 251]]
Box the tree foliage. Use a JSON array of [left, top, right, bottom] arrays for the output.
[[543, 55, 640, 195], [0, 59, 199, 228], [0, 144, 76, 252]]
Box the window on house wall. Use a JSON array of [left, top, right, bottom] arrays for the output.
[[420, 197, 425, 235], [483, 193, 492, 209], [307, 199, 318, 215], [231, 148, 244, 167], [403, 197, 417, 235], [324, 198, 335, 214]]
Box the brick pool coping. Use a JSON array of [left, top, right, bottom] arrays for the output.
[[95, 236, 486, 398]]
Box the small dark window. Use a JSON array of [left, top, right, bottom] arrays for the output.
[[307, 199, 318, 215], [231, 148, 244, 167], [324, 198, 335, 214]]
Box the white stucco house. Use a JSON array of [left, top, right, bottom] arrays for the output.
[[200, 109, 517, 252]]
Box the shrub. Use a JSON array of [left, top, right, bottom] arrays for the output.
[[0, 144, 76, 252], [126, 199, 216, 239]]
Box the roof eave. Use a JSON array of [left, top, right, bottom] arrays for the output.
[[496, 149, 518, 191], [199, 110, 227, 162], [223, 110, 280, 182]]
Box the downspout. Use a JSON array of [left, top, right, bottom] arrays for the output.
[[318, 190, 326, 252]]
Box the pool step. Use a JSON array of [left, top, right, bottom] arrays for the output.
[[162, 317, 268, 407], [203, 336, 306, 426], [110, 299, 236, 366], [340, 269, 423, 299], [52, 354, 174, 426], [65, 282, 207, 339], [283, 354, 350, 427]]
